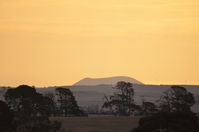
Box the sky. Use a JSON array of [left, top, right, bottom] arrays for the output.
[[0, 0, 199, 87]]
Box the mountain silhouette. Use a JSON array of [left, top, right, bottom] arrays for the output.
[[73, 76, 144, 86]]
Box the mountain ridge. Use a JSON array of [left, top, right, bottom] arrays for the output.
[[73, 76, 144, 86]]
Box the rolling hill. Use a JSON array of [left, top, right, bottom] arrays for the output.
[[73, 76, 144, 86]]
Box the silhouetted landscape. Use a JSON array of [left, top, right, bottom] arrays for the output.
[[1, 0, 199, 131], [1, 77, 199, 132]]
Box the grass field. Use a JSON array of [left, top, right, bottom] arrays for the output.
[[51, 115, 140, 132]]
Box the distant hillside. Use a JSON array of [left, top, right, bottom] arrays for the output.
[[73, 76, 144, 86], [1, 84, 199, 112]]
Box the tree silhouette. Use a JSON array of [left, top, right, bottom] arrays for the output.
[[0, 100, 14, 132], [4, 85, 55, 116], [4, 85, 61, 132], [4, 85, 37, 115], [55, 87, 82, 116], [141, 101, 158, 115], [159, 86, 195, 112], [132, 86, 198, 132], [132, 112, 199, 132], [103, 81, 135, 115]]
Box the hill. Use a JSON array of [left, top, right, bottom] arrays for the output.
[[73, 76, 144, 86]]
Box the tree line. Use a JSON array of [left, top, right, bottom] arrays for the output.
[[0, 82, 199, 132], [0, 85, 84, 132], [102, 81, 199, 132], [102, 81, 195, 115]]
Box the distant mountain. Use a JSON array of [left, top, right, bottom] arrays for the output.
[[73, 76, 144, 86]]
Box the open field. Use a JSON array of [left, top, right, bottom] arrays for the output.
[[51, 115, 141, 132]]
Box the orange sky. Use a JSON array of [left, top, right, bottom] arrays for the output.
[[0, 0, 199, 86]]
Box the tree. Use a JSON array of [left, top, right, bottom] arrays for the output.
[[159, 86, 195, 112], [0, 100, 14, 132], [4, 85, 62, 132], [44, 92, 56, 116], [55, 87, 82, 116], [102, 81, 135, 115], [4, 85, 55, 116], [141, 101, 158, 115], [132, 86, 198, 132], [33, 93, 56, 116], [4, 85, 37, 115], [131, 112, 199, 132]]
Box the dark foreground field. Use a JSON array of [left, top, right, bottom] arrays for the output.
[[51, 115, 140, 132]]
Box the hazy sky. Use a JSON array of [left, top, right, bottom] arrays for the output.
[[1, 0, 199, 86]]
